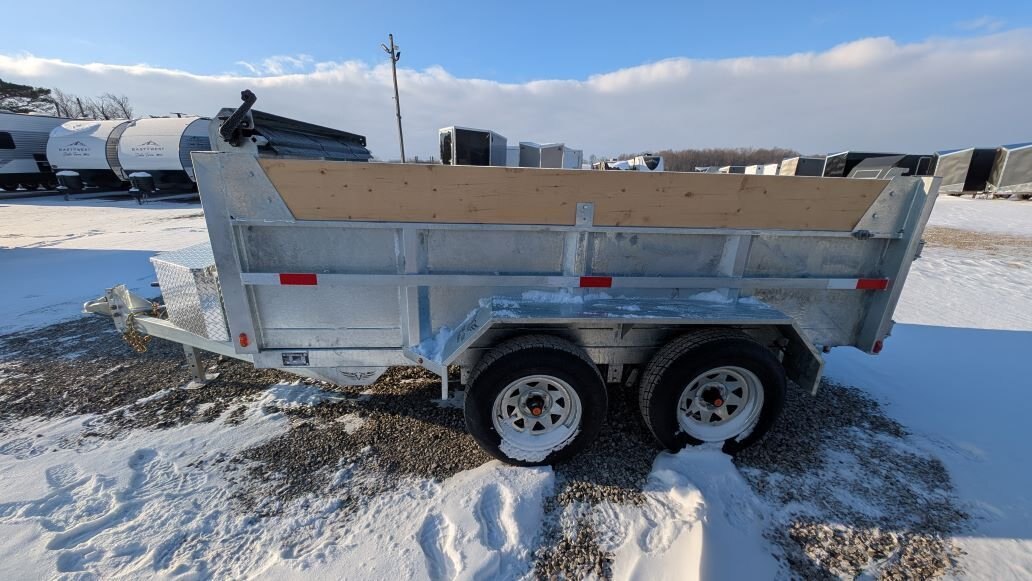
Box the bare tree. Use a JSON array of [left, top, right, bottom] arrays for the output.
[[0, 78, 54, 113], [47, 88, 134, 120], [101, 93, 133, 119]]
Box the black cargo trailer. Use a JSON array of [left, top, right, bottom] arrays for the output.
[[778, 156, 825, 176], [439, 126, 507, 166], [825, 151, 930, 178], [847, 154, 933, 179], [929, 148, 997, 196], [987, 142, 1032, 198]]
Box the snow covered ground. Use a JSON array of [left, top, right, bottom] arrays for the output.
[[0, 197, 207, 334], [0, 193, 1030, 579]]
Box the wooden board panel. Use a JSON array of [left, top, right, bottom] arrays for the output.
[[258, 159, 887, 231]]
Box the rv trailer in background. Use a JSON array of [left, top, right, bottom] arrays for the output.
[[505, 145, 520, 167], [719, 165, 746, 174], [47, 119, 132, 194], [116, 116, 211, 195], [929, 148, 997, 196], [593, 154, 664, 172], [629, 154, 663, 171], [986, 142, 1032, 199], [778, 156, 825, 176], [439, 126, 507, 166], [0, 111, 68, 192]]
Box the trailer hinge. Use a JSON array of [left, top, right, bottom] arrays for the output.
[[851, 229, 873, 240]]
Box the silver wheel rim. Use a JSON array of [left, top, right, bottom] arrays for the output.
[[492, 374, 582, 454], [676, 366, 764, 442]]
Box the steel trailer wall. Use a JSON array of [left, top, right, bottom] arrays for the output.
[[0, 111, 68, 190]]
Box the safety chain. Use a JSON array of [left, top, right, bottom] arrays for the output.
[[122, 312, 152, 353]]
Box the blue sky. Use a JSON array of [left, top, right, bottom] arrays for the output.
[[3, 2, 1031, 157], [4, 0, 1026, 81]]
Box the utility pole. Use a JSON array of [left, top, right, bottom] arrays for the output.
[[381, 33, 405, 163]]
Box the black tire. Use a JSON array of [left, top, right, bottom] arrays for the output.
[[639, 329, 785, 454], [464, 335, 607, 467]]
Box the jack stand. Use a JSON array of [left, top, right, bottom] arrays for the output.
[[183, 345, 218, 389]]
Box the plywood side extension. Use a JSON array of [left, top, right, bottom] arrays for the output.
[[258, 159, 887, 231]]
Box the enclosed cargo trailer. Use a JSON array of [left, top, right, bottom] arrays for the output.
[[928, 148, 997, 196], [86, 93, 940, 467], [519, 142, 564, 168], [778, 156, 825, 176], [986, 142, 1032, 198], [439, 126, 507, 166]]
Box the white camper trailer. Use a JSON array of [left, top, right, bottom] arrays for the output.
[[628, 154, 663, 172], [593, 154, 664, 172], [116, 116, 211, 193], [0, 111, 68, 192], [47, 118, 132, 192]]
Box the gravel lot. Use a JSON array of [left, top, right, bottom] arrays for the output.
[[0, 310, 970, 579]]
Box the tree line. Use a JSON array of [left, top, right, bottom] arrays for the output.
[[598, 147, 801, 172], [1, 78, 134, 119]]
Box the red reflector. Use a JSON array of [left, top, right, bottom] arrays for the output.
[[279, 273, 318, 286], [238, 332, 250, 347], [579, 276, 613, 288], [856, 278, 889, 291], [872, 339, 884, 354]]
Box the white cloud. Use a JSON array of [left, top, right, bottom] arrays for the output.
[[235, 54, 315, 76], [2, 30, 1031, 159], [956, 16, 1005, 33]]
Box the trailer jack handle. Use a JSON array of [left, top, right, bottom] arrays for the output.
[[219, 89, 258, 146]]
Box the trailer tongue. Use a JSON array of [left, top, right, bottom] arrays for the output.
[[84, 93, 939, 466]]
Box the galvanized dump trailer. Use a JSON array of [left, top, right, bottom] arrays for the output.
[[86, 100, 939, 466]]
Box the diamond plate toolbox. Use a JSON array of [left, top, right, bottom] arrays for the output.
[[150, 242, 230, 341]]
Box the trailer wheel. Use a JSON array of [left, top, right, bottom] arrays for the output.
[[464, 335, 607, 466], [639, 329, 785, 454]]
